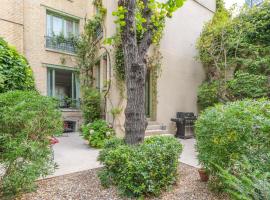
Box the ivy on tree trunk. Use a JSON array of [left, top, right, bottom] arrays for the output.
[[117, 0, 185, 144]]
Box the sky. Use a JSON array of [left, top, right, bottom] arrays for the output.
[[225, 0, 246, 8]]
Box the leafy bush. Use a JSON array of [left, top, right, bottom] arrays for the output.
[[0, 91, 63, 198], [81, 88, 101, 124], [0, 37, 35, 93], [217, 159, 270, 200], [197, 81, 219, 110], [82, 120, 115, 148], [227, 71, 269, 100], [195, 99, 270, 186], [98, 136, 183, 198], [197, 2, 270, 108]]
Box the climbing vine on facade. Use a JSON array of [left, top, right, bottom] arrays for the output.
[[76, 0, 107, 123]]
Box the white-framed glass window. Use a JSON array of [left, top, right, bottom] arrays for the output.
[[46, 12, 79, 37]]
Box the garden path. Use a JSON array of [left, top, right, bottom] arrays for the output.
[[47, 133, 199, 178], [48, 132, 101, 178]]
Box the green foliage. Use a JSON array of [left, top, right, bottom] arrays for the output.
[[197, 81, 220, 110], [227, 71, 269, 100], [0, 91, 63, 198], [197, 2, 270, 108], [114, 43, 125, 82], [113, 0, 186, 44], [81, 88, 101, 124], [195, 99, 270, 190], [0, 37, 35, 93], [76, 0, 106, 87], [82, 119, 115, 148], [217, 160, 270, 200], [98, 136, 183, 198]]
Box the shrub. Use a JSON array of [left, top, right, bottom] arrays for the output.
[[197, 81, 220, 110], [217, 159, 270, 200], [227, 71, 269, 100], [0, 37, 35, 93], [82, 120, 115, 148], [98, 136, 183, 198], [81, 88, 101, 124], [195, 99, 270, 187], [0, 91, 63, 198]]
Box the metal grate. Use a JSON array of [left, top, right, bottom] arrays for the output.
[[45, 36, 76, 54]]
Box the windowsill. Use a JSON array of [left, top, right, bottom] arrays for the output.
[[45, 48, 77, 56], [61, 108, 81, 112]]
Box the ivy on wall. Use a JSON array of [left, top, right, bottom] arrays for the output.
[[76, 0, 107, 123]]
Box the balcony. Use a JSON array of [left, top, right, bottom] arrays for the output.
[[45, 36, 77, 54], [59, 98, 81, 109]]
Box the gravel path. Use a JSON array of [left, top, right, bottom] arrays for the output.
[[17, 164, 229, 200]]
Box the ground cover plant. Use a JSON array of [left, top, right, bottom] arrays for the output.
[[82, 119, 115, 148], [0, 91, 63, 199], [0, 38, 35, 93], [98, 136, 183, 198]]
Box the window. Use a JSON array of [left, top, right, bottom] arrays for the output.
[[246, 0, 264, 7], [46, 11, 79, 53], [47, 67, 80, 108], [46, 12, 79, 37]]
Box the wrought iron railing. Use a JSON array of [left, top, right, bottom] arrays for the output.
[[45, 36, 76, 54], [246, 0, 264, 7], [58, 98, 80, 109]]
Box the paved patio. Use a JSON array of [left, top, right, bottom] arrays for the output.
[[49, 133, 199, 178], [49, 132, 102, 178]]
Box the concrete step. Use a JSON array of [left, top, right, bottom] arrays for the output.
[[145, 129, 168, 136], [147, 121, 160, 126], [146, 124, 163, 130], [145, 132, 174, 138]]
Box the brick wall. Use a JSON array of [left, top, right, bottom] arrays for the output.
[[0, 0, 24, 52]]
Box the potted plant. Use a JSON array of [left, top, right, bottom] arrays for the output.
[[198, 168, 209, 182]]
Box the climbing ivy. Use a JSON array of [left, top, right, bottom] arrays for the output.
[[76, 0, 107, 123]]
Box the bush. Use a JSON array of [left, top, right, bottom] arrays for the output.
[[0, 91, 63, 198], [217, 159, 270, 200], [197, 81, 220, 110], [81, 88, 101, 124], [82, 120, 115, 148], [195, 99, 270, 187], [0, 37, 35, 93], [227, 71, 269, 100], [98, 136, 183, 198]]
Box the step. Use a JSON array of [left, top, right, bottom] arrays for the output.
[[145, 129, 168, 137], [145, 133, 174, 138], [146, 124, 163, 130], [147, 121, 160, 126]]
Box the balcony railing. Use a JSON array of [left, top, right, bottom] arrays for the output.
[[45, 36, 76, 54], [59, 98, 80, 109], [246, 0, 264, 7]]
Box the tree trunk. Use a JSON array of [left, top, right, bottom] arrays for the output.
[[120, 0, 147, 144]]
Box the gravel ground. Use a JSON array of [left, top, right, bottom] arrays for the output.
[[17, 164, 229, 200]]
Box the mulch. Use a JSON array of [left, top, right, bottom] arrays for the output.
[[16, 163, 229, 200]]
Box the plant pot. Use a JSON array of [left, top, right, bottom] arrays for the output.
[[198, 168, 209, 182]]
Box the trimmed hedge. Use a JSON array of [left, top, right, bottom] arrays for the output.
[[98, 136, 183, 198]]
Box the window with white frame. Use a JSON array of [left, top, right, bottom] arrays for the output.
[[46, 11, 79, 53], [46, 12, 79, 37]]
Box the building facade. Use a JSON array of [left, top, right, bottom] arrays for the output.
[[0, 0, 216, 135]]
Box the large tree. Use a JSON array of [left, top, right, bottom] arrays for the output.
[[114, 0, 185, 144]]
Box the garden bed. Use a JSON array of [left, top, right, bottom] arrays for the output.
[[17, 163, 228, 200]]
